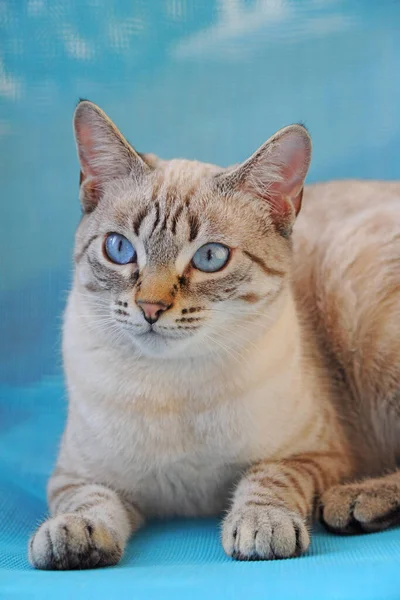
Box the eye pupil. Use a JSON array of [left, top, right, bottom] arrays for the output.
[[192, 243, 230, 273], [105, 233, 136, 265]]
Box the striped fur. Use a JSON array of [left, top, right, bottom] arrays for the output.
[[28, 102, 400, 569]]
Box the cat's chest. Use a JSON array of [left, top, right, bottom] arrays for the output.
[[66, 330, 312, 517], [73, 356, 306, 482], [79, 397, 253, 517], [90, 393, 254, 470]]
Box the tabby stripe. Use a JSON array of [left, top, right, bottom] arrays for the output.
[[282, 469, 310, 505], [73, 500, 103, 512], [171, 204, 184, 234], [48, 483, 82, 504], [291, 496, 308, 517], [247, 485, 287, 502], [247, 500, 271, 507], [188, 213, 200, 242], [151, 179, 162, 202], [312, 461, 330, 490], [250, 475, 288, 490], [165, 186, 177, 205], [75, 235, 99, 263], [238, 293, 261, 304], [63, 490, 116, 513], [298, 457, 330, 487], [247, 494, 285, 508], [298, 451, 342, 461], [133, 207, 149, 236], [52, 487, 86, 513], [252, 471, 310, 517], [86, 255, 111, 282], [149, 201, 160, 237], [183, 185, 196, 208], [83, 281, 103, 292], [248, 463, 269, 477], [158, 211, 168, 233], [287, 460, 325, 494], [73, 495, 121, 513], [243, 250, 285, 278], [249, 489, 306, 517]]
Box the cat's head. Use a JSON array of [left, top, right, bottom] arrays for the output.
[[73, 101, 311, 359]]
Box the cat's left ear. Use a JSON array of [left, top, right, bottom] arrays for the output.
[[216, 124, 312, 236], [74, 100, 150, 213]]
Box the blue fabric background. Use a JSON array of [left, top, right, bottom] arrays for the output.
[[2, 1, 400, 598], [1, 378, 400, 599]]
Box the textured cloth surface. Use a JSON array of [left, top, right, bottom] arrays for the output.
[[1, 378, 400, 599]]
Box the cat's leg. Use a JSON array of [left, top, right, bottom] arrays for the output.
[[322, 470, 400, 534], [222, 451, 348, 560], [29, 468, 144, 570]]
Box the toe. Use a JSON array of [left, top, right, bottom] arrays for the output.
[[321, 486, 358, 532]]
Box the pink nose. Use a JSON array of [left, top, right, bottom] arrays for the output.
[[136, 301, 169, 324]]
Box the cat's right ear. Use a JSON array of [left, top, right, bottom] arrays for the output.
[[215, 124, 312, 237], [73, 100, 150, 213]]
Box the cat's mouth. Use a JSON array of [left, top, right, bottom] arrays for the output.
[[137, 326, 195, 340], [138, 328, 158, 338], [135, 325, 198, 344]]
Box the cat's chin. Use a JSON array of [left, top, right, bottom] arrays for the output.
[[131, 330, 198, 359]]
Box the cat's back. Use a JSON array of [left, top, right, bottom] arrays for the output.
[[293, 180, 400, 472], [295, 180, 400, 245], [293, 180, 400, 296]]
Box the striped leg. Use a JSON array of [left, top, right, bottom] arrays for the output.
[[29, 469, 144, 570], [222, 452, 348, 560]]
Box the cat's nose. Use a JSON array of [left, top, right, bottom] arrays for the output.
[[136, 300, 170, 324]]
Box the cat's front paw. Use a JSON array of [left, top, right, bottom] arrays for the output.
[[322, 482, 400, 534], [222, 504, 310, 560], [29, 513, 122, 570]]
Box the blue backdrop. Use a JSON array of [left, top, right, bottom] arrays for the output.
[[1, 1, 400, 598]]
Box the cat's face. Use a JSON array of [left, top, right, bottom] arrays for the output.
[[73, 101, 311, 359]]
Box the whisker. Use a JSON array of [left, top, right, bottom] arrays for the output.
[[76, 292, 109, 302], [204, 333, 244, 367], [214, 322, 259, 351], [75, 312, 113, 319], [205, 305, 272, 316], [204, 306, 275, 323], [76, 315, 115, 324], [209, 329, 252, 365]]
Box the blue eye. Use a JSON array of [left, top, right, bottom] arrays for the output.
[[104, 233, 136, 265], [192, 243, 230, 273]]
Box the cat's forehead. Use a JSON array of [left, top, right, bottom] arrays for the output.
[[103, 158, 223, 216], [103, 158, 226, 229], [156, 158, 222, 180], [142, 161, 223, 260], [152, 158, 222, 196]]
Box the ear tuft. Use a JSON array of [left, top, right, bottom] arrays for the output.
[[217, 124, 312, 236], [73, 100, 149, 212]]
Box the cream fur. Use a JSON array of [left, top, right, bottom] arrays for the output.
[[28, 102, 400, 569]]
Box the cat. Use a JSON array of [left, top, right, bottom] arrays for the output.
[[28, 100, 400, 570]]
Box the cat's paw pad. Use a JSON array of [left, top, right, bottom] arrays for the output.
[[222, 504, 309, 560], [29, 513, 122, 570], [322, 482, 400, 534]]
